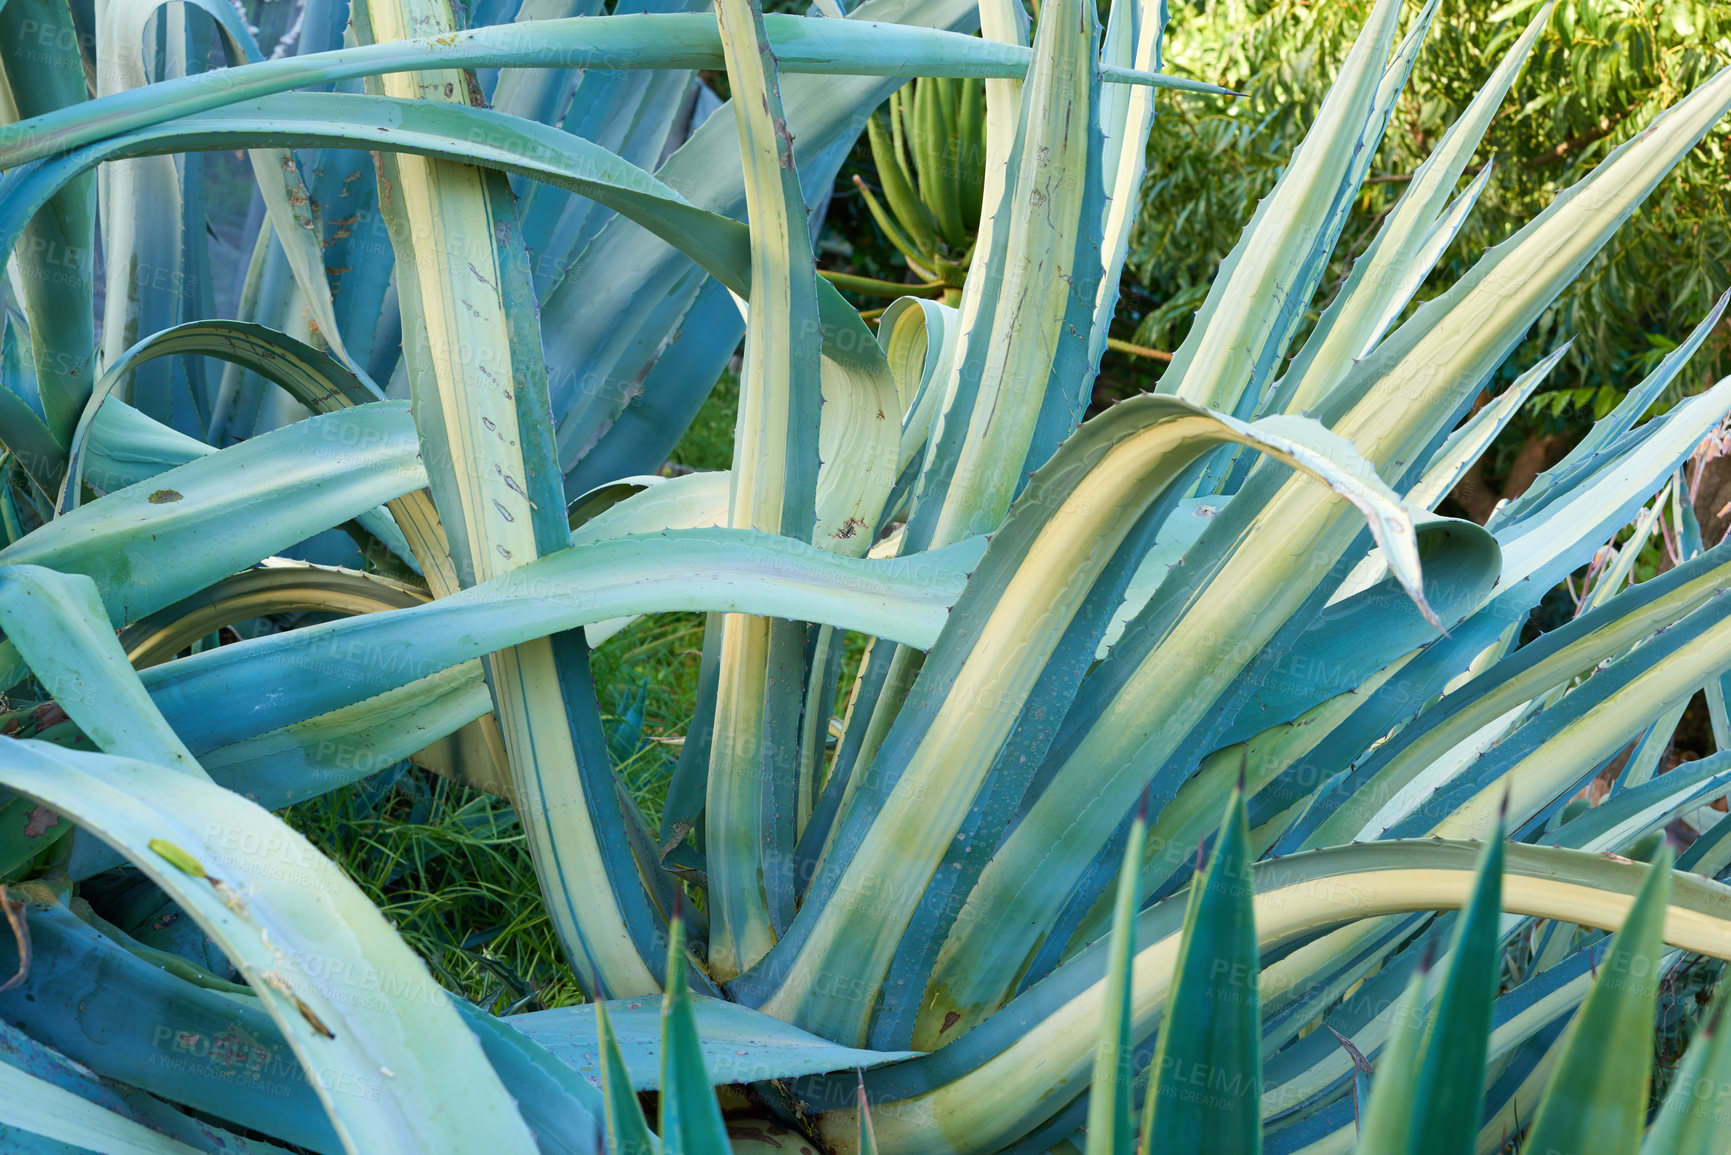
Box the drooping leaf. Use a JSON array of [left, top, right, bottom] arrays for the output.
[[0, 404, 423, 626], [0, 566, 202, 778]]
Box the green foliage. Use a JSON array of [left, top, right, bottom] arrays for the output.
[[1129, 0, 1731, 423]]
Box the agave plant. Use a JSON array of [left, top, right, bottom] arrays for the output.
[[1085, 790, 1731, 1155], [835, 74, 989, 309], [837, 66, 1185, 367], [3, 0, 1731, 1150]]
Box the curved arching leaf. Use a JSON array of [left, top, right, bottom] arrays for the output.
[[0, 403, 423, 625], [736, 392, 1452, 1046], [60, 320, 376, 512], [0, 740, 540, 1155], [0, 14, 1207, 168], [136, 528, 984, 755], [117, 561, 426, 669]]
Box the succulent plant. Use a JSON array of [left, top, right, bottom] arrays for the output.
[[1085, 787, 1731, 1155], [0, 0, 1730, 1152]]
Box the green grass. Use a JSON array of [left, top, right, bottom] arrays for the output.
[[668, 370, 740, 474], [283, 769, 588, 1011]]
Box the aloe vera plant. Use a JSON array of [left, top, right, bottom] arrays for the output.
[[3, 0, 1731, 1151]]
